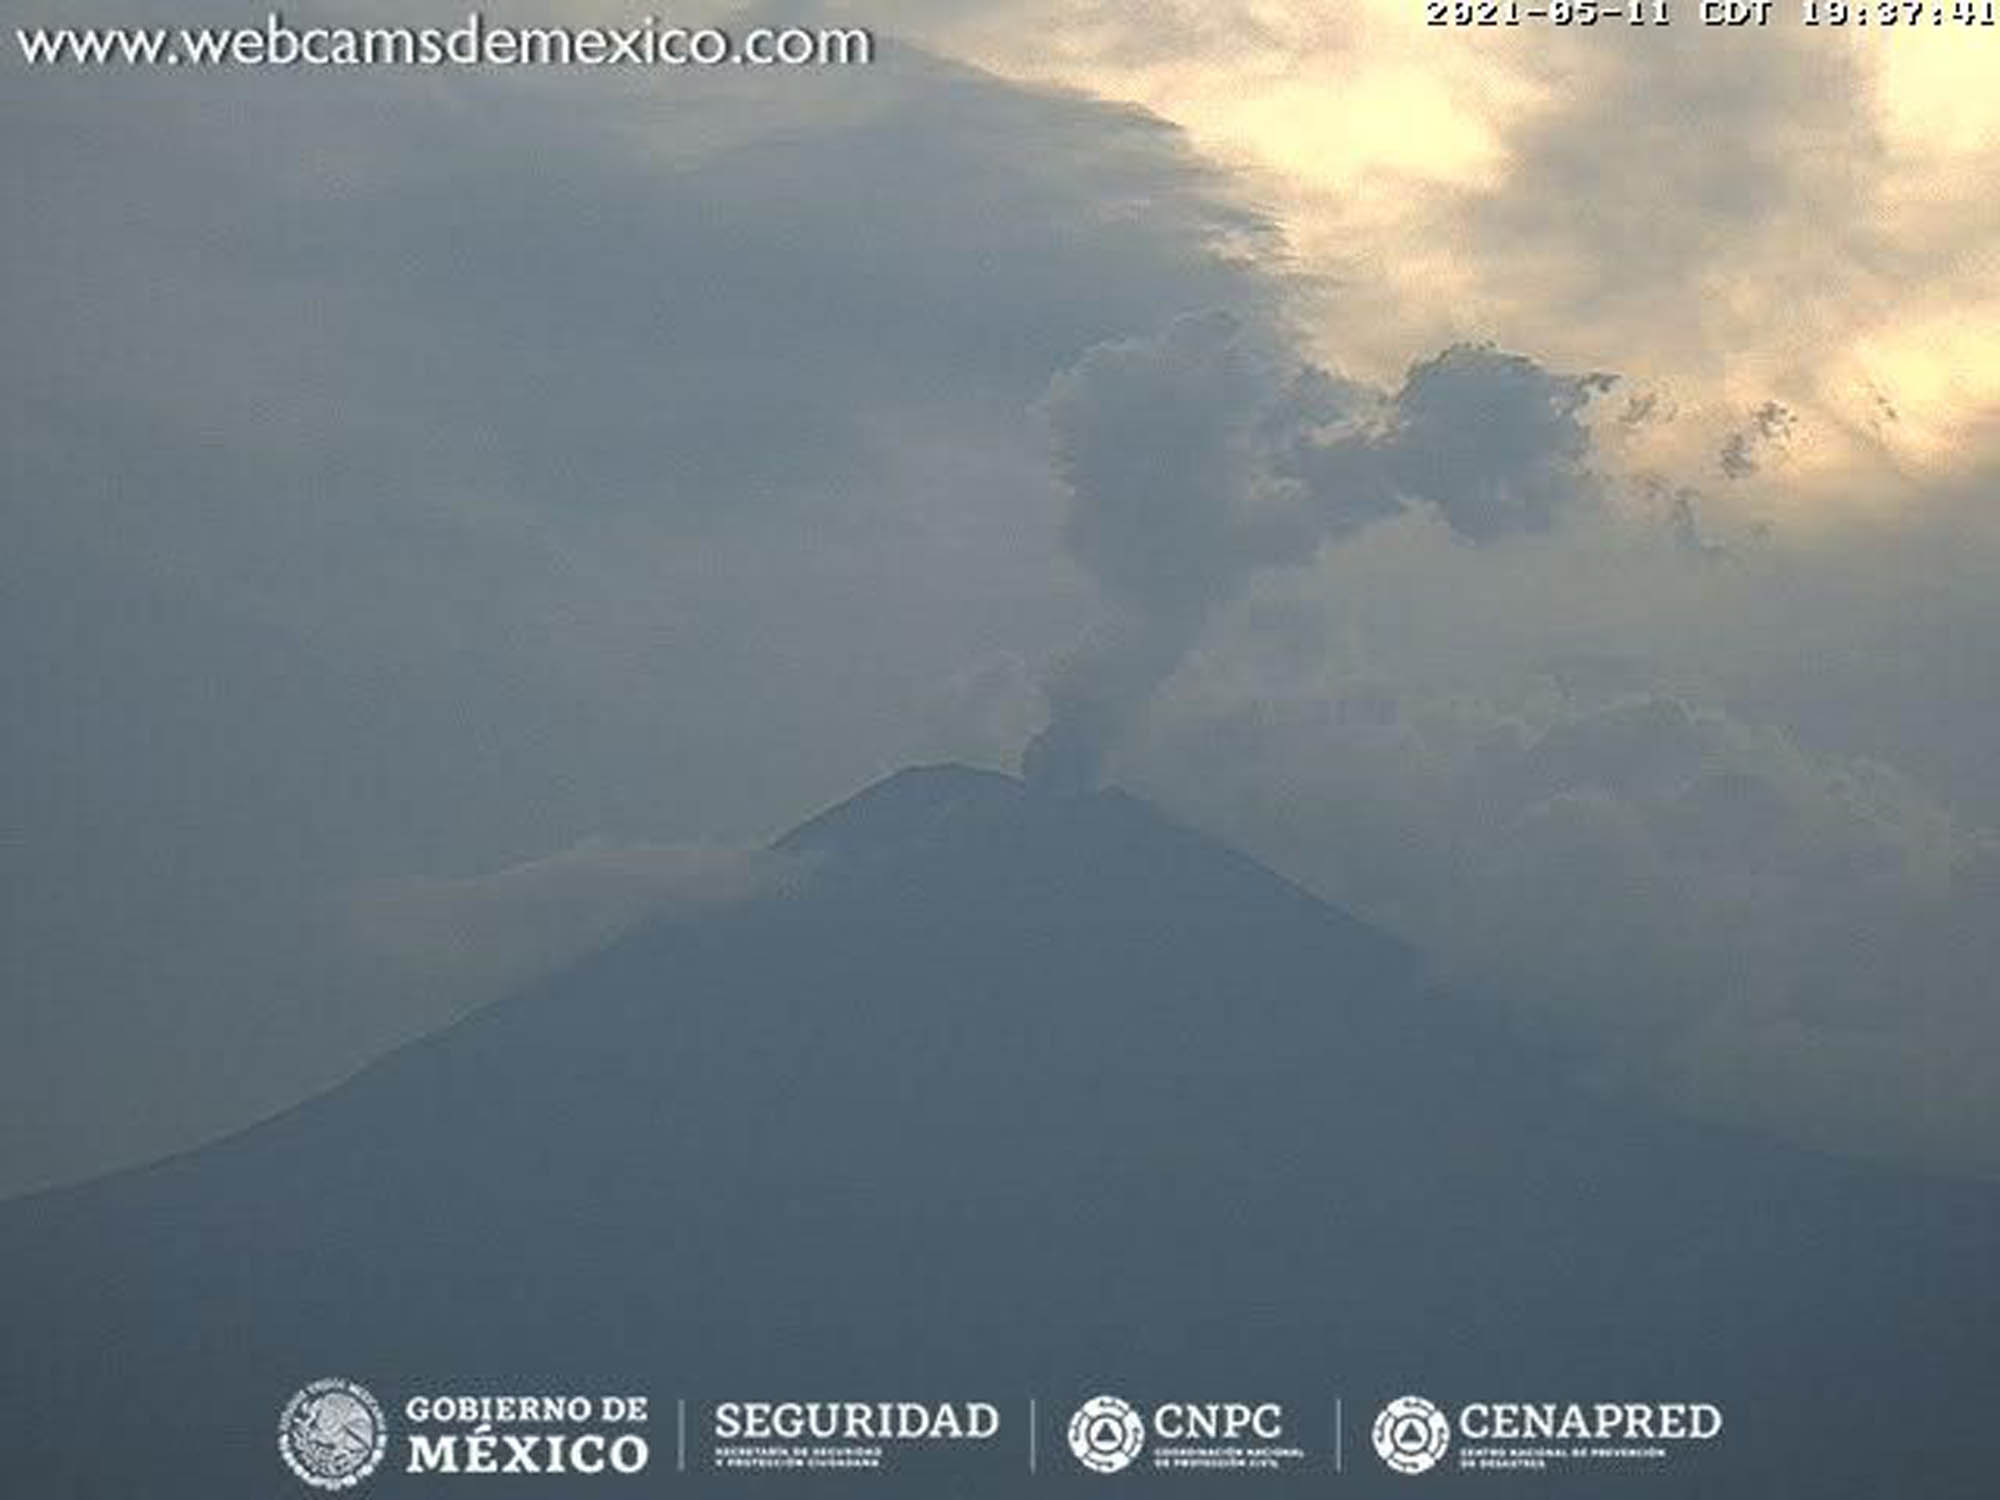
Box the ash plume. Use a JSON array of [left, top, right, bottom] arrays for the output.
[[1021, 313, 1614, 790]]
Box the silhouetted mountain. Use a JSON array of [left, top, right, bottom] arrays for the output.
[[1, 766, 1995, 1496], [780, 764, 1386, 931]]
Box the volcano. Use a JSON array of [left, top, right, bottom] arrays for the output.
[[1, 764, 1995, 1496]]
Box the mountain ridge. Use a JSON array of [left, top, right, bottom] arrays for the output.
[[0, 762, 1995, 1497]]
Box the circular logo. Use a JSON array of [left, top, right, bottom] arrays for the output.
[[1373, 1395, 1451, 1476], [1068, 1394, 1146, 1474], [279, 1378, 388, 1489]]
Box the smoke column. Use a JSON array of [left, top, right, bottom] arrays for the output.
[[1021, 311, 1612, 790]]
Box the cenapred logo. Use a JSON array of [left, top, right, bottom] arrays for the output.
[[279, 1378, 389, 1489], [1373, 1394, 1451, 1476], [1068, 1394, 1146, 1474]]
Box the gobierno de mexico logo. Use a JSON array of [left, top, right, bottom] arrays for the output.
[[1067, 1394, 1147, 1474], [1373, 1394, 1451, 1476], [279, 1377, 390, 1489]]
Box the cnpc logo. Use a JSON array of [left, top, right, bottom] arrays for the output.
[[1372, 1395, 1451, 1476], [1067, 1394, 1285, 1475]]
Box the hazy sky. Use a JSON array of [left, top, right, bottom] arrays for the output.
[[5, 0, 1997, 1193]]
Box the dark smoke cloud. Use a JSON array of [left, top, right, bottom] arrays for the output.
[[1022, 314, 1615, 789], [1718, 400, 1798, 480], [1022, 313, 1345, 790], [1376, 347, 1617, 540]]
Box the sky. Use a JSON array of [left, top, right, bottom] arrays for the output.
[[5, 0, 1997, 1193]]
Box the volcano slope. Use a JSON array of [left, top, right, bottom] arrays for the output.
[[2, 764, 1995, 1495]]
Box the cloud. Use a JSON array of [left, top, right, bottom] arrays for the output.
[[8, 0, 1998, 1195], [0, 23, 1278, 1194], [347, 842, 801, 1024], [1120, 498, 2000, 1176], [1386, 18, 2000, 502], [1719, 402, 1798, 481], [912, 0, 2000, 511]]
